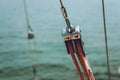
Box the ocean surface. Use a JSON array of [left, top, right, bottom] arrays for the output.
[[0, 0, 120, 80]]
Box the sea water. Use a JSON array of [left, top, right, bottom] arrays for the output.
[[0, 0, 120, 80]]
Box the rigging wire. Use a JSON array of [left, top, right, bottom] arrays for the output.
[[23, 0, 39, 80], [59, 0, 73, 32], [101, 0, 111, 80], [23, 0, 31, 29]]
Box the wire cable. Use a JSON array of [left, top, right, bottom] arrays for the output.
[[101, 0, 111, 80], [59, 0, 73, 32], [23, 0, 40, 80]]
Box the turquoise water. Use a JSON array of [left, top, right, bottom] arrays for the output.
[[0, 0, 120, 80]]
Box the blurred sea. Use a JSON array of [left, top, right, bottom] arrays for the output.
[[0, 0, 120, 80]]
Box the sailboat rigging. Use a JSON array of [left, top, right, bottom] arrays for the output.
[[21, 0, 111, 80], [101, 0, 111, 80], [23, 0, 39, 80], [59, 0, 95, 80]]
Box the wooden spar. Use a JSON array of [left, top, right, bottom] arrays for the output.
[[62, 26, 95, 80], [74, 39, 95, 80], [64, 35, 84, 80], [59, 0, 94, 79]]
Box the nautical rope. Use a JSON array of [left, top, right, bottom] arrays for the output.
[[23, 0, 39, 79], [101, 0, 111, 80], [27, 40, 37, 76]]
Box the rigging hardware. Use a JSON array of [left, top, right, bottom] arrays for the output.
[[59, 0, 95, 80]]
